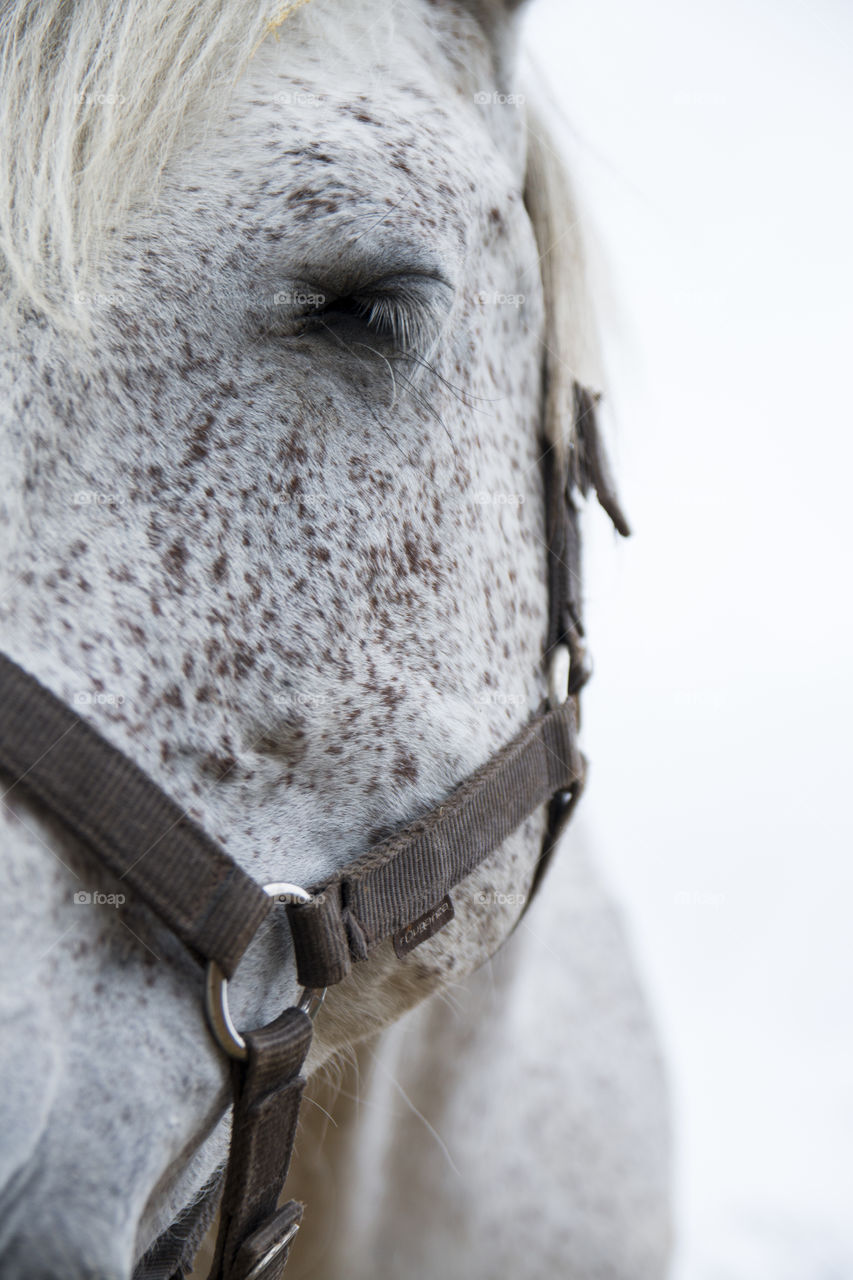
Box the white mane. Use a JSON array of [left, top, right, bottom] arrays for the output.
[[524, 100, 604, 450]]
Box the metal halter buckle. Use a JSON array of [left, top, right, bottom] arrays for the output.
[[205, 882, 326, 1062], [242, 1221, 300, 1280]]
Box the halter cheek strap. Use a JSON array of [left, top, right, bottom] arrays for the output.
[[0, 382, 626, 1280]]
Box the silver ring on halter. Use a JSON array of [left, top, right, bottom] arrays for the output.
[[547, 644, 571, 708], [205, 882, 326, 1062]]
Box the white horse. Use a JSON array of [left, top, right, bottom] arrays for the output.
[[0, 1, 671, 1276]]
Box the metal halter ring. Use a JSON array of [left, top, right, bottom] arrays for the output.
[[205, 882, 326, 1062], [547, 643, 571, 708]]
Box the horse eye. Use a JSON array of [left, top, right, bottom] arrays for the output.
[[310, 293, 375, 328], [305, 275, 452, 354], [257, 272, 452, 357]]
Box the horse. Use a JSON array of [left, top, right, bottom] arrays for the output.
[[0, 1, 671, 1276]]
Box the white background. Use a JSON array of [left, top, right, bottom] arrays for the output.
[[526, 1, 853, 1275]]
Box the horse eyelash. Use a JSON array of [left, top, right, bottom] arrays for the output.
[[309, 280, 447, 356], [357, 293, 415, 347]]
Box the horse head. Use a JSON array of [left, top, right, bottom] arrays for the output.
[[0, 1, 603, 1274]]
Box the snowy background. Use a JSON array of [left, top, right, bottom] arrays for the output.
[[525, 0, 853, 1275]]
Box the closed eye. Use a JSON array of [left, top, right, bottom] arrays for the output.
[[263, 273, 453, 358]]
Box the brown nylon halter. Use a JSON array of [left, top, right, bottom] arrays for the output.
[[0, 382, 627, 1280]]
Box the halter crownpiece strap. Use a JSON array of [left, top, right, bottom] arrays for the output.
[[0, 381, 627, 1280]]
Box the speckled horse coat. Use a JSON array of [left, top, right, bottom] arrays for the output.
[[0, 1, 671, 1276]]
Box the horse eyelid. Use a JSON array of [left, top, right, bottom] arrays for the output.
[[302, 278, 450, 351]]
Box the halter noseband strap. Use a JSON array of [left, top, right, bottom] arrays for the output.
[[0, 382, 626, 1280]]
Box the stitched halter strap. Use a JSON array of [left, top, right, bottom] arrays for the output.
[[0, 383, 626, 1280], [0, 650, 271, 978], [285, 696, 583, 987]]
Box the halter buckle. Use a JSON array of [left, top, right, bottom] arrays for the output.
[[242, 1220, 300, 1280], [205, 883, 326, 1062]]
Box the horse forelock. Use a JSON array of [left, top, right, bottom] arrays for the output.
[[0, 0, 319, 331]]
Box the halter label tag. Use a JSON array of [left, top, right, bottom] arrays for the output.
[[393, 895, 455, 959]]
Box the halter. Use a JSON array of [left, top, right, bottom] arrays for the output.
[[0, 381, 626, 1280]]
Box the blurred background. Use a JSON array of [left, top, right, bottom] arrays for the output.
[[525, 0, 853, 1275]]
